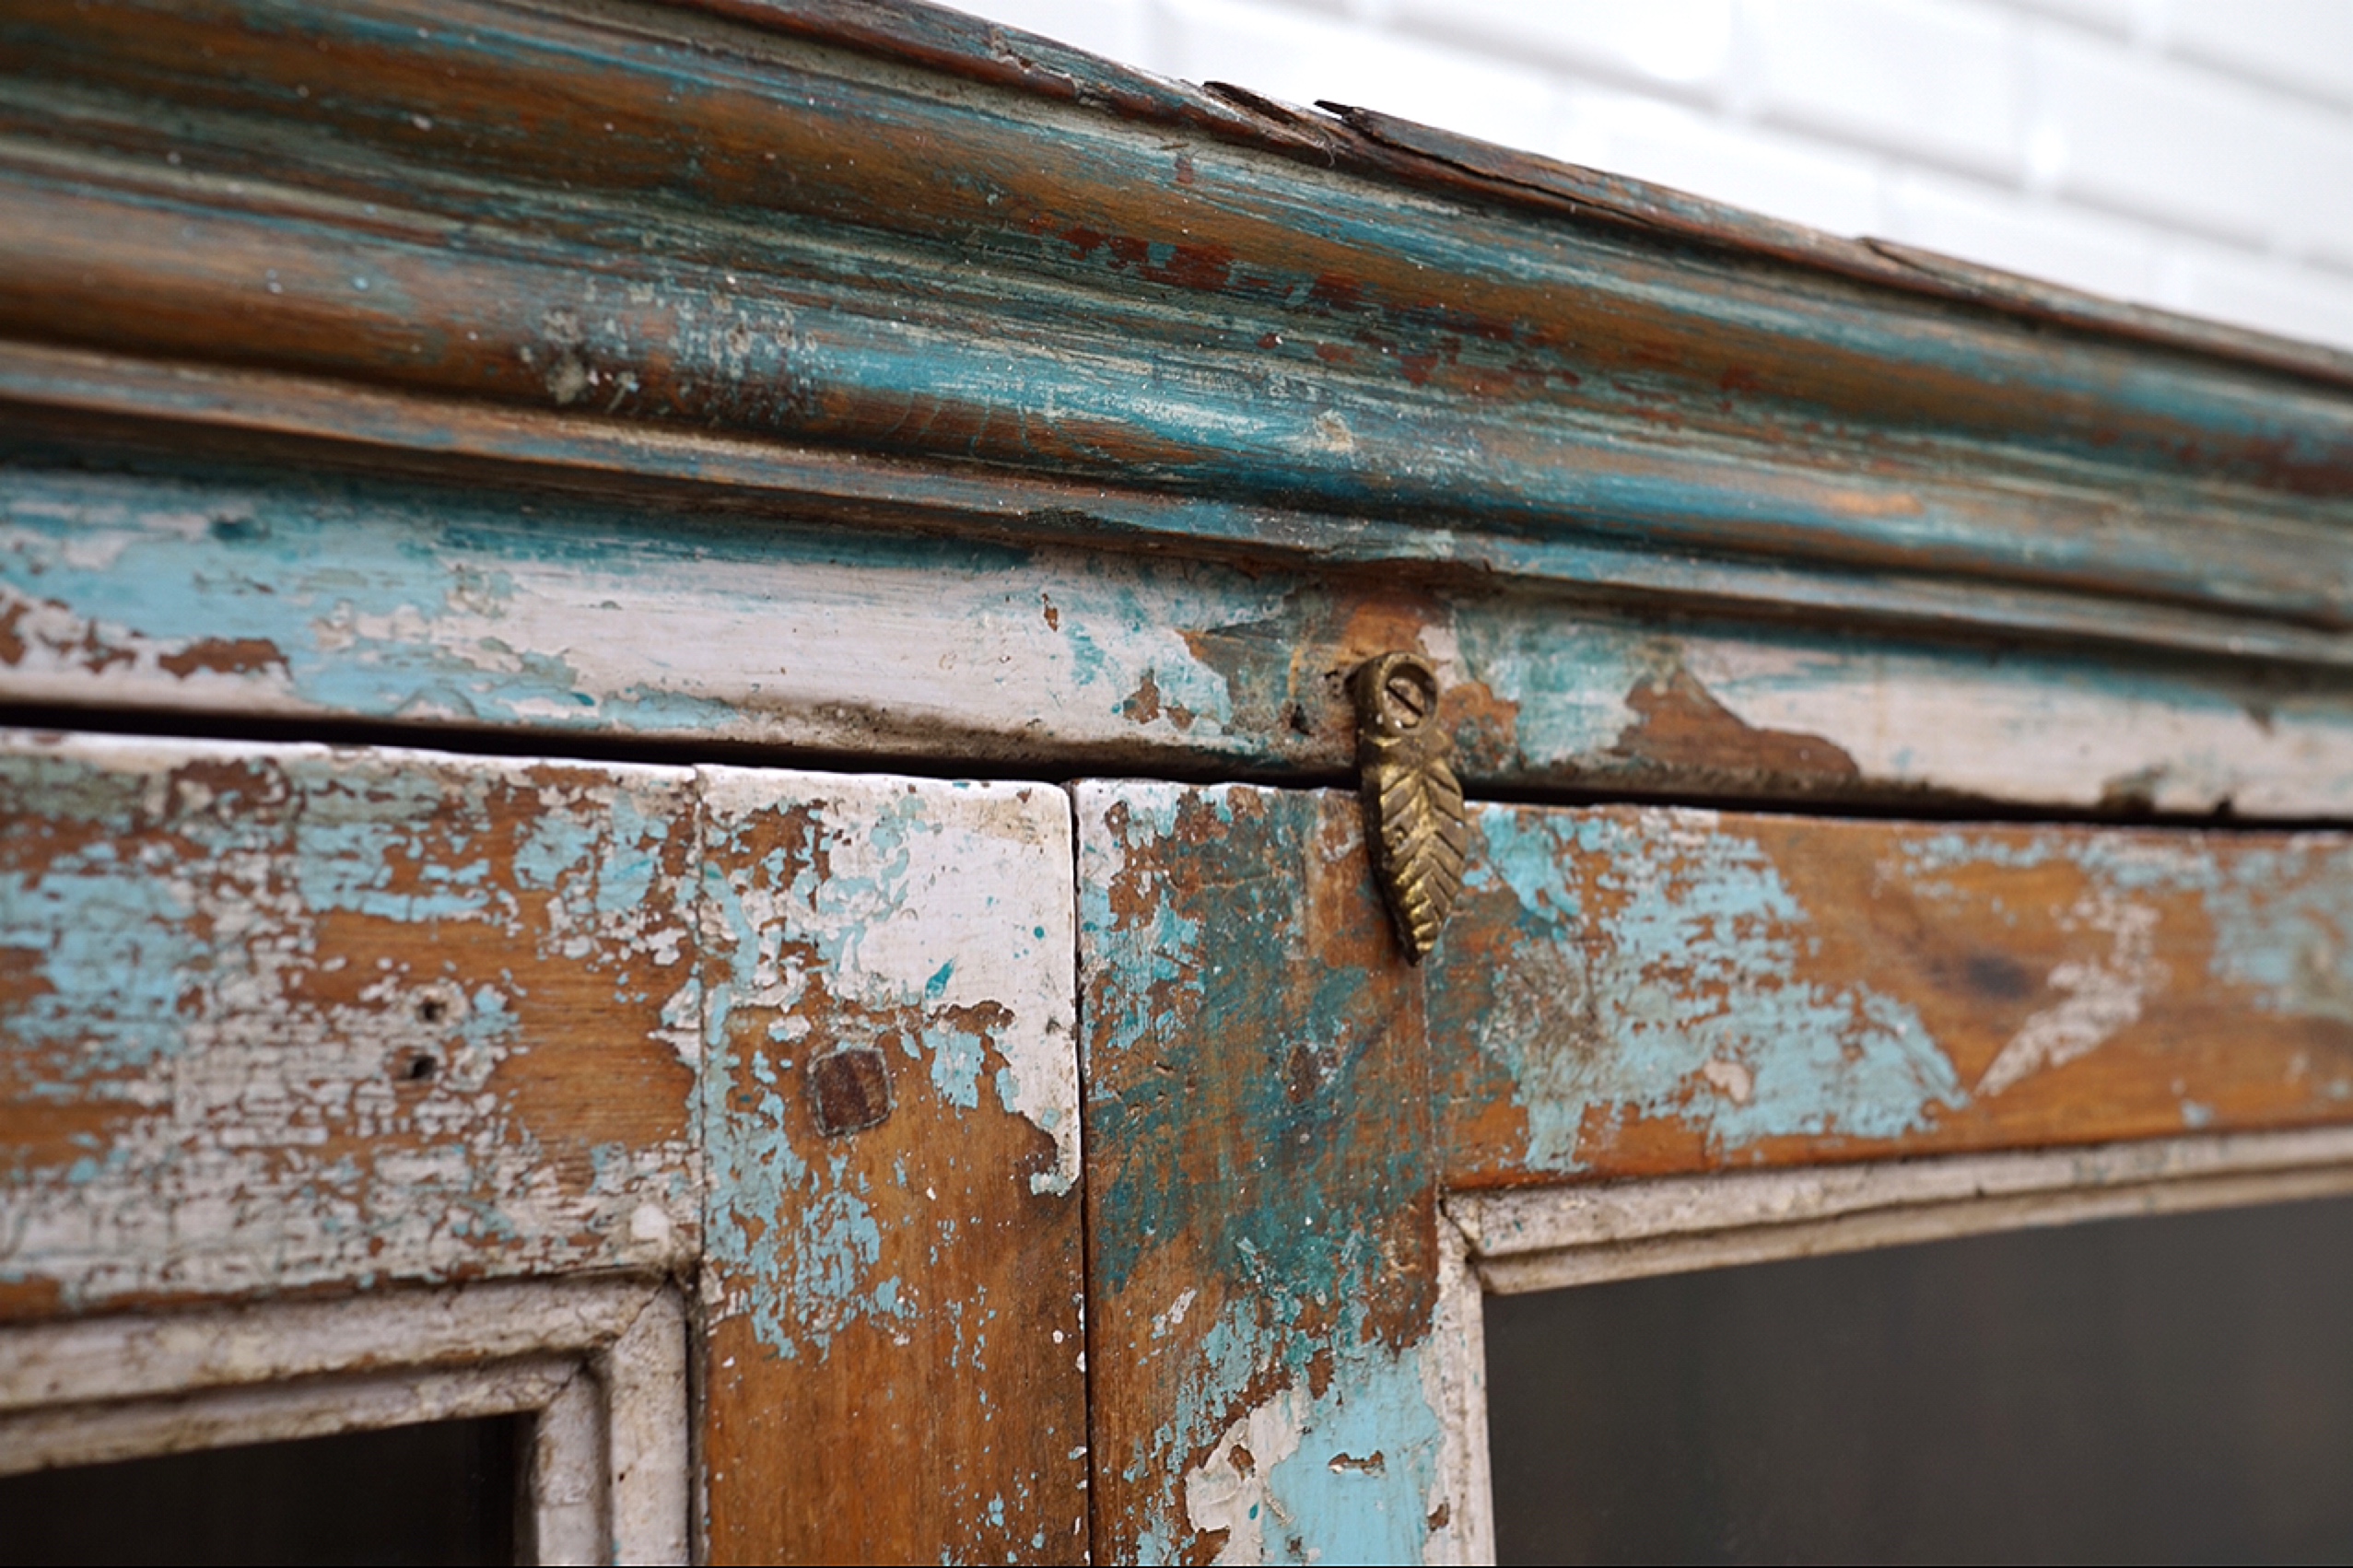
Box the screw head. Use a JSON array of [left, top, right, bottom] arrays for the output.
[[809, 1044, 893, 1136]]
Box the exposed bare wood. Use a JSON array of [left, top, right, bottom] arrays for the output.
[[1436, 802, 2353, 1185], [697, 768, 1086, 1564], [0, 731, 701, 1318]]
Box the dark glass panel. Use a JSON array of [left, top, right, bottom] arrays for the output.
[[1488, 1196, 2353, 1565], [0, 1415, 522, 1567]]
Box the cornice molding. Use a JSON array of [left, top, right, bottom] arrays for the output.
[[4, 0, 2351, 660]]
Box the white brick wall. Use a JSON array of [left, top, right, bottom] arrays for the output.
[[954, 0, 2353, 353]]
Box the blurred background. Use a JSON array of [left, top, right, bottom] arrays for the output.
[[950, 0, 2353, 352]]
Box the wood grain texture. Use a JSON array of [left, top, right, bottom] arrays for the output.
[[10, 341, 2352, 673], [1077, 782, 1473, 1566], [8, 452, 2353, 818], [697, 769, 1086, 1564], [1, 0, 2352, 654], [1076, 779, 2353, 1561], [1434, 803, 2353, 1186], [0, 731, 700, 1318], [703, 1, 2353, 392]]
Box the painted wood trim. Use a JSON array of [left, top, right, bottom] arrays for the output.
[[0, 729, 704, 1318], [9, 341, 2351, 675], [1434, 801, 2353, 1185], [0, 1356, 579, 1478], [1452, 1125, 2353, 1294], [11, 439, 2353, 822], [3, 2, 2352, 656], [1428, 1215, 1495, 1568], [18, 336, 2353, 673], [0, 1277, 692, 1564], [703, 0, 2353, 394], [1439, 1127, 2353, 1562], [696, 767, 1087, 1565], [1076, 778, 1454, 1567]]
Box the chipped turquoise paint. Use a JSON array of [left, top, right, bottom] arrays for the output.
[[16, 462, 2353, 818], [1892, 827, 2353, 1028], [702, 782, 1037, 1361], [925, 1021, 989, 1111], [1469, 807, 1963, 1170], [1075, 788, 1212, 1119], [0, 742, 692, 1302], [1081, 784, 1445, 1564], [0, 751, 536, 1078], [0, 465, 1243, 743], [1452, 611, 1653, 766], [1135, 1295, 1447, 1565], [1258, 1344, 1446, 1567], [2200, 846, 2353, 1024]]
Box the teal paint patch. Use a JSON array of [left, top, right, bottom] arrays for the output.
[[1457, 807, 1963, 1172], [1451, 610, 1652, 768], [0, 738, 699, 1305], [925, 1020, 988, 1111], [701, 777, 1066, 1361], [2181, 840, 2353, 1025], [1079, 783, 1445, 1564], [1897, 827, 2353, 1032], [1257, 1343, 1446, 1567], [0, 464, 1259, 751]]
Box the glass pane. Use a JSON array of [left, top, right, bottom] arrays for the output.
[[1486, 1195, 2353, 1565], [0, 1416, 521, 1567]]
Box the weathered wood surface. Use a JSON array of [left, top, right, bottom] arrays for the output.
[[4, 0, 2353, 659], [9, 341, 2351, 673], [0, 731, 701, 1317], [1434, 802, 2353, 1186], [698, 769, 1086, 1564], [1075, 778, 2353, 1560], [8, 455, 2353, 818], [1077, 781, 1474, 1566], [715, 0, 2353, 392]]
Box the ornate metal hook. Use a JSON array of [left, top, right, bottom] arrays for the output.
[[1350, 651, 1469, 963]]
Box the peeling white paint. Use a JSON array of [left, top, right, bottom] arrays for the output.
[[1680, 638, 2353, 816], [0, 1279, 688, 1563], [1978, 892, 2165, 1096], [1457, 1125, 2353, 1294], [699, 767, 1081, 1197], [1151, 1286, 1198, 1340], [1185, 1383, 1310, 1566], [0, 732, 700, 1307], [1700, 1058, 1754, 1104]]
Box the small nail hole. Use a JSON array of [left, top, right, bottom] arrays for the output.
[[416, 998, 447, 1024], [404, 1055, 438, 1082]]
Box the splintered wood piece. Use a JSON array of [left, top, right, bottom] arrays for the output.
[[697, 770, 1087, 1565], [1434, 803, 2353, 1186], [0, 731, 700, 1319]]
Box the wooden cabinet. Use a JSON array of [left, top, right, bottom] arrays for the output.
[[7, 2, 2353, 1562]]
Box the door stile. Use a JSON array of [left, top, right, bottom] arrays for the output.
[[1074, 780, 1474, 1565], [695, 769, 1090, 1564]]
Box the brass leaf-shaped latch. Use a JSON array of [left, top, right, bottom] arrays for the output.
[[1351, 651, 1469, 963]]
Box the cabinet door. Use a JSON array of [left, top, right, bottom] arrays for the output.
[[0, 736, 1087, 1565], [1077, 780, 2353, 1565]]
